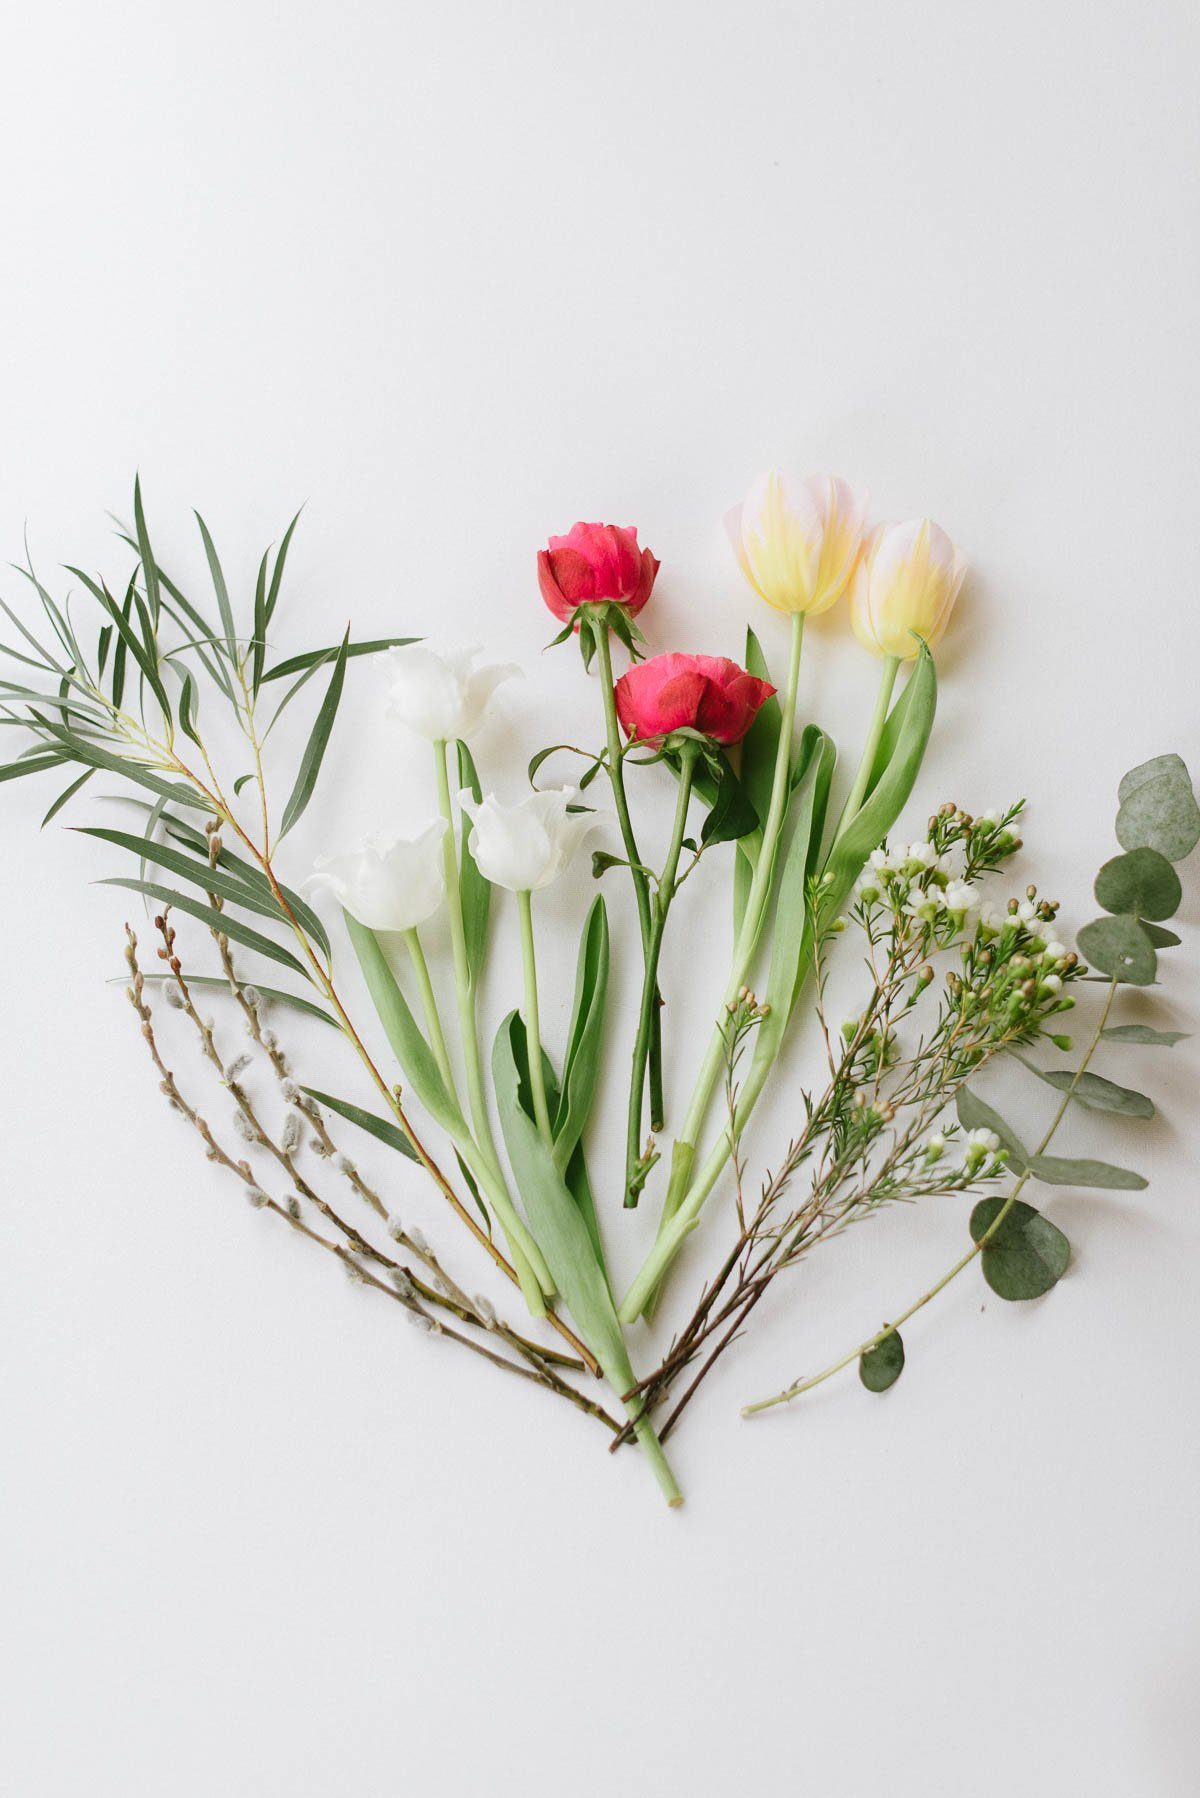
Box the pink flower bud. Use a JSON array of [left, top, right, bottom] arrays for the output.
[[537, 522, 660, 622], [614, 652, 775, 747]]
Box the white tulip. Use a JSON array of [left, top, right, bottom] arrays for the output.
[[385, 643, 521, 743], [459, 787, 599, 892], [305, 819, 448, 931]]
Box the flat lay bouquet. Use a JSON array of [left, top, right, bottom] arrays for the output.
[[3, 474, 1196, 1505]]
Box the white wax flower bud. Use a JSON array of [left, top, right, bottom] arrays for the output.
[[1043, 973, 1063, 993], [937, 843, 968, 880], [1043, 941, 1066, 962], [965, 1128, 1000, 1154], [905, 841, 938, 869], [1016, 900, 1037, 923], [385, 643, 520, 742], [924, 1132, 946, 1161], [459, 787, 601, 892], [305, 819, 447, 933]]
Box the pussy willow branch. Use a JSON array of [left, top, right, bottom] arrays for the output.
[[151, 709, 598, 1373], [125, 924, 617, 1433]]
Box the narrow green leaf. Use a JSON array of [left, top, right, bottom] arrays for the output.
[[758, 728, 837, 1030], [278, 629, 349, 840], [264, 508, 302, 629], [860, 1328, 905, 1391], [260, 636, 415, 683], [739, 626, 782, 832], [37, 722, 212, 810], [0, 751, 68, 784], [133, 477, 161, 624], [251, 549, 270, 695], [194, 511, 239, 663], [177, 667, 202, 746], [456, 739, 490, 980], [128, 973, 336, 1027], [42, 766, 94, 824], [552, 895, 610, 1172], [299, 1086, 418, 1160], [1076, 914, 1157, 985], [78, 825, 330, 955], [99, 878, 310, 978], [1026, 1153, 1147, 1190], [822, 645, 937, 903], [1102, 1024, 1188, 1047], [1094, 847, 1182, 921], [970, 1197, 1070, 1299]]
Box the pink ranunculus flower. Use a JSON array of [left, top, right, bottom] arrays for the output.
[[537, 522, 660, 623], [614, 652, 775, 747]]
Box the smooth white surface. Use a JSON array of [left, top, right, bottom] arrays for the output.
[[2, 3, 1199, 1793]]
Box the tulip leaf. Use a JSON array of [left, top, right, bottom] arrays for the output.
[[99, 877, 310, 979], [299, 1086, 418, 1160], [343, 913, 465, 1140], [1094, 847, 1182, 921], [552, 895, 609, 1174], [493, 1012, 630, 1379], [1075, 914, 1157, 985], [822, 644, 937, 908], [759, 728, 837, 1024], [1116, 753, 1200, 862], [456, 740, 490, 982], [860, 1328, 905, 1392], [278, 628, 350, 840], [970, 1198, 1070, 1300], [1102, 1024, 1189, 1046]]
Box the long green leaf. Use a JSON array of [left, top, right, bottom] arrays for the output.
[[0, 751, 68, 784], [299, 1086, 418, 1160], [552, 895, 610, 1173], [133, 477, 161, 624], [260, 636, 416, 684], [342, 912, 464, 1136], [99, 877, 310, 978], [126, 972, 336, 1027], [37, 722, 212, 810], [264, 508, 302, 630], [278, 629, 349, 840], [250, 549, 270, 695], [194, 512, 239, 663], [78, 825, 330, 955], [42, 766, 94, 824], [756, 727, 837, 1039]]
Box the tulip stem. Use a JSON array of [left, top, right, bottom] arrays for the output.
[[624, 738, 699, 1205], [403, 926, 456, 1095], [434, 740, 554, 1309], [620, 610, 805, 1322], [832, 654, 900, 842], [589, 616, 665, 1130], [516, 889, 554, 1146]]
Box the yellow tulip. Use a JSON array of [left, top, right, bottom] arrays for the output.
[[726, 471, 868, 616], [850, 517, 966, 659]]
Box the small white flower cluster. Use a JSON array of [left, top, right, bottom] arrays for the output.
[[854, 835, 980, 933], [924, 1125, 1003, 1173]]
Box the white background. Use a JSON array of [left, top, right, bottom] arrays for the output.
[[2, 3, 1198, 1793]]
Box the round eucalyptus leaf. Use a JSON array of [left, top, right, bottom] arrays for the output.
[[1075, 914, 1157, 985], [859, 1328, 905, 1392], [1033, 1067, 1155, 1119], [1140, 922, 1181, 949], [970, 1198, 1070, 1300], [1094, 847, 1182, 921], [1116, 754, 1200, 862]]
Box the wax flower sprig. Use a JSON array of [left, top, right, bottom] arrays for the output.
[[0, 476, 1194, 1508]]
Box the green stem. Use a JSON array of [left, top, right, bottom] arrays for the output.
[[625, 739, 698, 1203], [433, 740, 553, 1310], [402, 927, 456, 1094], [741, 979, 1121, 1417], [517, 888, 554, 1146], [832, 654, 900, 842], [590, 615, 664, 1128], [620, 611, 805, 1322]]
